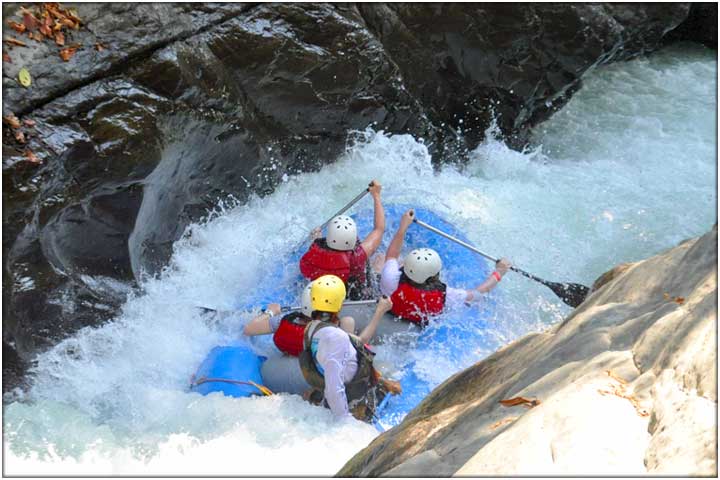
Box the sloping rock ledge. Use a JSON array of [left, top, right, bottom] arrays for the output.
[[338, 225, 717, 477]]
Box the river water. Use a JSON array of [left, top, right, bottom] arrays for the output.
[[4, 43, 716, 475]]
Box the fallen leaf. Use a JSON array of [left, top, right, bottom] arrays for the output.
[[605, 370, 628, 385], [3, 52, 10, 63], [39, 23, 53, 38], [18, 67, 31, 87], [598, 378, 649, 417], [95, 43, 104, 52], [490, 417, 517, 430], [59, 46, 78, 61], [674, 297, 685, 305], [8, 20, 26, 33], [663, 293, 670, 300], [22, 12, 38, 32], [24, 149, 41, 164], [4, 37, 27, 47], [500, 396, 541, 408], [66, 8, 81, 24], [23, 118, 36, 127], [60, 17, 75, 29], [14, 130, 26, 144], [53, 20, 62, 31], [3, 113, 21, 129], [54, 31, 64, 46], [46, 6, 65, 21]]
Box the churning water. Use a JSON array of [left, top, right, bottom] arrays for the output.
[[4, 43, 716, 475]]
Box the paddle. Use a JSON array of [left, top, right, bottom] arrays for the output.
[[196, 299, 379, 316], [317, 181, 374, 231], [412, 218, 590, 308]]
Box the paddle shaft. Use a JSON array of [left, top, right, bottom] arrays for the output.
[[413, 219, 560, 287], [319, 184, 373, 230], [279, 298, 377, 313], [197, 299, 378, 316]]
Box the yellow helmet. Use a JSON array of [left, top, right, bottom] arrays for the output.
[[310, 275, 346, 313]]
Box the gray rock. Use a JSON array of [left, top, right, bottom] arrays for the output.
[[337, 226, 717, 476]]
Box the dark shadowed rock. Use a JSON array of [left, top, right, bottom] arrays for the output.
[[358, 3, 690, 149], [1, 3, 253, 115], [664, 3, 717, 49]]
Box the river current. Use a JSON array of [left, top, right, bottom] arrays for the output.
[[3, 43, 716, 475]]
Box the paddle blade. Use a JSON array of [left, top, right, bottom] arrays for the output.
[[546, 281, 590, 308]]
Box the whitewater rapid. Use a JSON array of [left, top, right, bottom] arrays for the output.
[[4, 43, 716, 475]]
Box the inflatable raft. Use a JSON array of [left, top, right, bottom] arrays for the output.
[[190, 204, 495, 427]]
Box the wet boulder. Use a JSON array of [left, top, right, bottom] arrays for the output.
[[2, 3, 433, 376], [357, 3, 691, 149]]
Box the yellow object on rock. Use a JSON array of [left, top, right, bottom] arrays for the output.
[[18, 67, 31, 87]]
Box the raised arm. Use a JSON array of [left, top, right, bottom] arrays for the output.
[[360, 180, 385, 257], [386, 209, 415, 260], [358, 296, 393, 344], [464, 258, 512, 302]]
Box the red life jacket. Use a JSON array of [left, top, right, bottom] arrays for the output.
[[390, 273, 447, 324], [299, 239, 368, 285], [272, 312, 310, 356]]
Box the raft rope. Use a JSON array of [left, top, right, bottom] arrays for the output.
[[191, 376, 274, 396]]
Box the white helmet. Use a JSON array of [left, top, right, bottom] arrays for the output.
[[301, 282, 313, 317], [404, 248, 442, 283], [326, 215, 357, 251]]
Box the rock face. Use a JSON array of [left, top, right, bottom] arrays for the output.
[[664, 3, 717, 49], [1, 3, 702, 387], [338, 226, 717, 477], [357, 3, 691, 149]]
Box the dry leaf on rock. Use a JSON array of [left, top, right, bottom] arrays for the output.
[[499, 396, 541, 408], [4, 37, 27, 47], [66, 8, 81, 24], [59, 46, 78, 61], [3, 113, 21, 129], [489, 417, 517, 430], [22, 12, 38, 31], [8, 21, 26, 33], [605, 370, 628, 385], [60, 17, 76, 29], [674, 297, 685, 305], [18, 67, 32, 87], [24, 149, 41, 164], [14, 130, 26, 144], [54, 31, 64, 46], [23, 118, 36, 127], [3, 52, 11, 62], [598, 374, 649, 417], [39, 14, 53, 37], [95, 43, 105, 52]]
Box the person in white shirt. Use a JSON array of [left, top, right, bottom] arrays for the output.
[[298, 275, 400, 420], [379, 209, 511, 324]]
